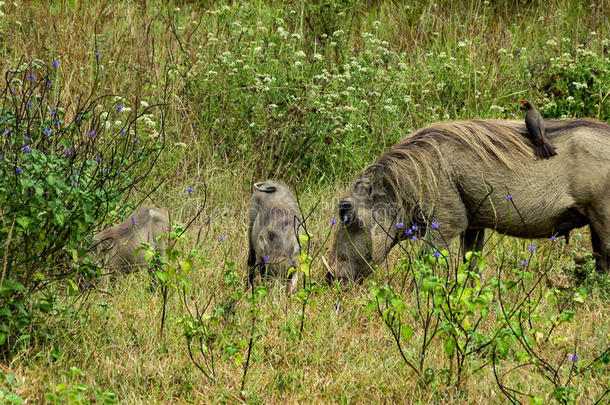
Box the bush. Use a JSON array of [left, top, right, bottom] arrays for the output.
[[0, 60, 164, 355]]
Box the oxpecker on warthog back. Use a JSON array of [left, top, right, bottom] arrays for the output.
[[248, 181, 302, 294], [329, 119, 610, 283], [88, 207, 170, 283]]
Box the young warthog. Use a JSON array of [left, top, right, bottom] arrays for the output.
[[248, 181, 301, 294], [86, 207, 170, 284], [329, 119, 610, 283]]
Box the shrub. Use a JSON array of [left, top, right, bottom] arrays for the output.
[[0, 61, 164, 355]]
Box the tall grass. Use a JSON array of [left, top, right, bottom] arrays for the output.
[[0, 0, 608, 403]]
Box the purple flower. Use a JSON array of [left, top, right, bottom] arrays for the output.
[[3, 129, 9, 135], [133, 137, 139, 142], [432, 251, 441, 258], [116, 105, 122, 112], [89, 130, 95, 138], [103, 168, 108, 173], [120, 129, 126, 135], [46, 80, 52, 87], [15, 167, 22, 174], [10, 88, 16, 94], [551, 236, 557, 242], [264, 255, 270, 263], [187, 187, 193, 193], [52, 60, 59, 69], [94, 51, 100, 57], [219, 236, 226, 243], [0, 154, 3, 160], [528, 245, 536, 252], [27, 73, 35, 80], [412, 225, 419, 231], [26, 102, 33, 108], [24, 136, 30, 141], [22, 145, 32, 153], [54, 120, 61, 127], [50, 109, 56, 115], [44, 128, 51, 135], [571, 354, 578, 362], [130, 216, 135, 225], [64, 147, 71, 154], [396, 222, 404, 229], [330, 219, 337, 226], [521, 260, 528, 266], [411, 235, 418, 241], [431, 221, 439, 229], [71, 179, 77, 185], [343, 215, 348, 223], [94, 157, 102, 162], [506, 194, 512, 201], [405, 229, 413, 236]]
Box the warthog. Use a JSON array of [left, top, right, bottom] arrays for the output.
[[329, 119, 610, 283], [85, 207, 170, 285], [248, 181, 301, 294]]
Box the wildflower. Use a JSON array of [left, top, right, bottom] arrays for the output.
[[44, 128, 51, 135], [116, 104, 122, 112], [405, 229, 413, 236], [70, 179, 77, 185], [130, 216, 135, 225], [46, 81, 52, 87], [431, 221, 439, 229], [26, 102, 33, 108], [64, 147, 70, 154], [343, 215, 348, 223], [432, 251, 441, 258], [103, 168, 108, 173], [94, 157, 102, 162], [24, 136, 30, 141], [22, 145, 32, 153], [134, 137, 139, 142], [27, 73, 35, 80], [94, 51, 100, 57], [2, 129, 9, 135], [571, 354, 578, 362], [264, 255, 270, 263], [331, 219, 337, 226], [412, 225, 419, 231], [411, 235, 418, 241], [551, 236, 557, 242], [10, 89, 16, 94], [187, 187, 193, 193], [219, 236, 226, 243], [50, 109, 56, 115], [506, 194, 512, 201], [119, 129, 126, 135], [396, 222, 404, 229], [528, 245, 536, 252], [521, 260, 528, 266], [52, 60, 58, 69], [89, 130, 95, 138], [15, 167, 22, 174], [54, 121, 60, 127]]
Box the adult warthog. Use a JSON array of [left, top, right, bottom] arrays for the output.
[[328, 119, 610, 283], [248, 181, 302, 294], [85, 207, 170, 285]]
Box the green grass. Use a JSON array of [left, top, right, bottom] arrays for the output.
[[0, 0, 609, 403]]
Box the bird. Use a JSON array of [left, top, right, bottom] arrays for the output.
[[519, 99, 557, 160]]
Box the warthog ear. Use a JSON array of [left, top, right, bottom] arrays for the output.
[[353, 164, 385, 198], [339, 199, 356, 224], [254, 182, 277, 193]]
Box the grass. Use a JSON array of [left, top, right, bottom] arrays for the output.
[[0, 0, 609, 403]]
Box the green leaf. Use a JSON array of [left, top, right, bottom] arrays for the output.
[[444, 337, 456, 356], [155, 271, 169, 284], [496, 339, 509, 357], [16, 217, 31, 229], [4, 393, 25, 404], [401, 325, 414, 341], [529, 396, 543, 405]]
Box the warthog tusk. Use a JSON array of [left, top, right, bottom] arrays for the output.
[[321, 255, 333, 274]]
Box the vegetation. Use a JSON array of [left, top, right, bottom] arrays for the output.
[[0, 0, 608, 403]]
